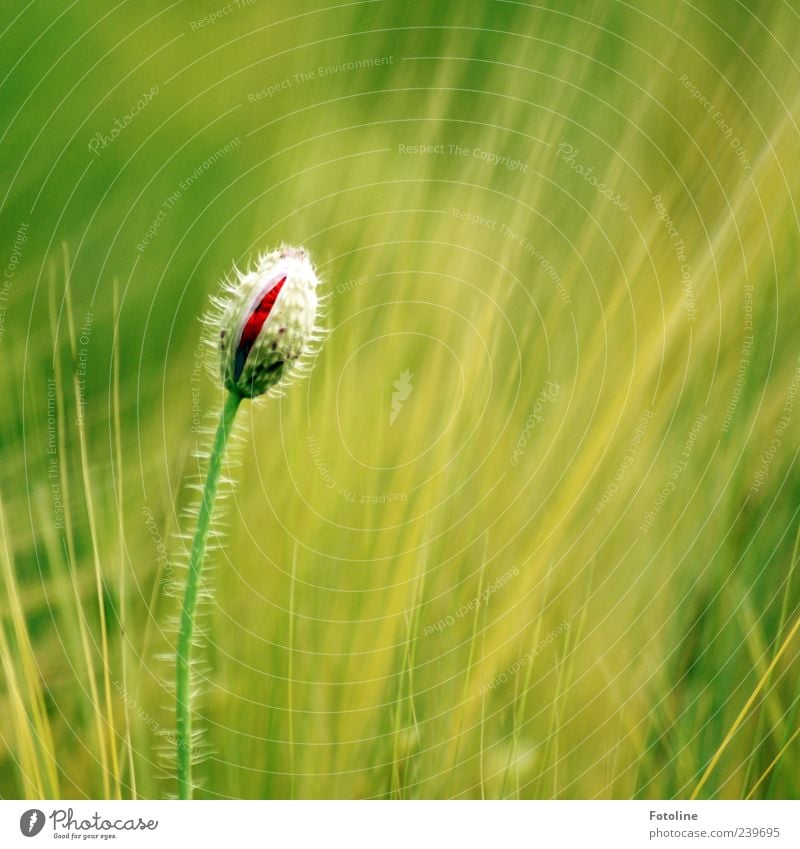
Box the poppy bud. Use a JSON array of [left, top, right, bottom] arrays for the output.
[[215, 246, 321, 398]]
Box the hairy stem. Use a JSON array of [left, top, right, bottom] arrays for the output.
[[176, 390, 242, 799]]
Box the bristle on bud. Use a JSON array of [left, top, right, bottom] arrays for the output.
[[210, 245, 322, 398]]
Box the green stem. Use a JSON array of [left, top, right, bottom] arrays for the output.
[[176, 390, 242, 799]]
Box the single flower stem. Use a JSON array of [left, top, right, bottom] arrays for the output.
[[176, 389, 242, 799]]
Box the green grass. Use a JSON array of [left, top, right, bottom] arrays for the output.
[[1, 0, 799, 799]]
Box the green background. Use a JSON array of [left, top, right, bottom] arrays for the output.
[[0, 0, 799, 799]]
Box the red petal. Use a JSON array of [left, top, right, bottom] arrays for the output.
[[234, 276, 286, 380]]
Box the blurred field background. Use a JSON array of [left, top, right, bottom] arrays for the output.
[[1, 0, 799, 799]]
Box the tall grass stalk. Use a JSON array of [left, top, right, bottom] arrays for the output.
[[112, 277, 137, 797], [691, 612, 800, 799], [48, 261, 111, 797], [64, 247, 122, 799], [0, 492, 59, 798]]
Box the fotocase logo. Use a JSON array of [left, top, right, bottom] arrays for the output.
[[19, 809, 45, 837], [14, 808, 159, 839], [390, 369, 413, 425]]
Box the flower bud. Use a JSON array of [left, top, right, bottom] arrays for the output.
[[214, 246, 321, 398]]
